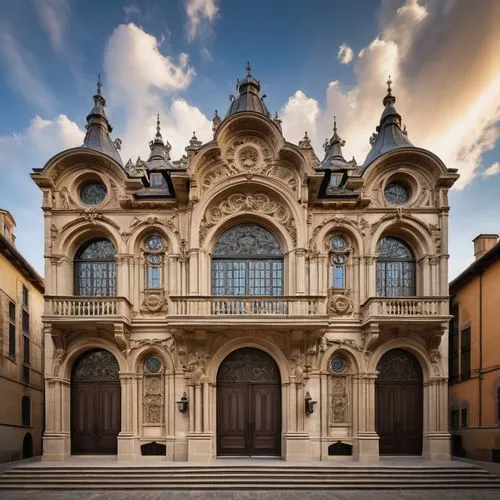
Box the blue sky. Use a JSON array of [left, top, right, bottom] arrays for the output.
[[0, 0, 499, 279]]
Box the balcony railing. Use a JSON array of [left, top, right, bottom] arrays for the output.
[[361, 296, 449, 324], [169, 296, 326, 317], [45, 296, 132, 322]]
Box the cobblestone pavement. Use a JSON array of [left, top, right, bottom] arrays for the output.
[[1, 491, 500, 500]]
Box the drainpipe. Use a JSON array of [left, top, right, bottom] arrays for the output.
[[479, 272, 483, 428]]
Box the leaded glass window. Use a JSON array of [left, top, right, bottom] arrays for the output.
[[376, 236, 415, 296], [144, 235, 165, 289], [212, 224, 283, 295], [384, 183, 409, 205], [329, 235, 349, 289], [80, 182, 107, 205], [75, 238, 116, 296]]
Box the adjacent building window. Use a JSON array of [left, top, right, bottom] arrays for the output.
[[376, 236, 415, 296], [75, 238, 116, 296], [449, 302, 459, 383], [22, 285, 29, 308], [329, 235, 349, 289], [144, 235, 165, 289], [460, 327, 471, 380], [8, 301, 16, 358], [460, 408, 468, 428], [22, 396, 31, 426], [212, 223, 283, 295]]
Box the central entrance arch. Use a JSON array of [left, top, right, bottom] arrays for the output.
[[71, 349, 121, 454], [375, 348, 423, 455], [217, 348, 281, 456]]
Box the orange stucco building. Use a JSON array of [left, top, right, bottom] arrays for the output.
[[449, 234, 500, 462]]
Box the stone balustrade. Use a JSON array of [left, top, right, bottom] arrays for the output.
[[361, 296, 449, 324], [45, 296, 132, 321], [169, 296, 325, 317]]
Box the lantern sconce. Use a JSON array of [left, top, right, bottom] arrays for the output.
[[305, 391, 317, 415], [177, 392, 188, 413]]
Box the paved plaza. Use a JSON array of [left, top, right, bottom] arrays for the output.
[[1, 490, 500, 500]]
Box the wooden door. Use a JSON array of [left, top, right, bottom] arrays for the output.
[[376, 349, 423, 455], [217, 348, 281, 456], [71, 350, 121, 454]]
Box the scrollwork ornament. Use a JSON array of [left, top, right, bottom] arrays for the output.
[[328, 294, 353, 315]]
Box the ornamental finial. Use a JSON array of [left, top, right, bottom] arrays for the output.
[[333, 115, 337, 134], [246, 61, 251, 77], [156, 113, 161, 138], [387, 75, 392, 95], [97, 74, 103, 96]]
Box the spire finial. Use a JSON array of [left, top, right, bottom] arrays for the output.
[[383, 75, 396, 107], [156, 113, 161, 137], [333, 115, 337, 134], [387, 75, 392, 95], [246, 61, 251, 77], [97, 74, 103, 96]]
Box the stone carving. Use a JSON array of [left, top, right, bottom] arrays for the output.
[[144, 375, 163, 424], [59, 187, 74, 208], [290, 350, 306, 384], [328, 293, 353, 316], [429, 334, 442, 376], [217, 348, 280, 383], [178, 239, 189, 262], [377, 349, 422, 381], [72, 350, 120, 382], [200, 192, 296, 245], [129, 215, 178, 235], [329, 376, 348, 425], [320, 337, 364, 353], [141, 293, 167, 314], [127, 337, 174, 355], [200, 137, 298, 192]]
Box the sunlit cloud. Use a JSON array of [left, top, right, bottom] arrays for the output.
[[484, 162, 500, 177], [185, 0, 219, 42], [281, 0, 500, 189], [337, 43, 354, 64]]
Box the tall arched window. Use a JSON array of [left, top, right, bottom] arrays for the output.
[[143, 234, 165, 289], [376, 236, 415, 296], [212, 223, 283, 295], [329, 234, 350, 289], [75, 238, 116, 296]]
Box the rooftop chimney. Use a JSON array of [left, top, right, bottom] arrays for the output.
[[473, 234, 498, 260]]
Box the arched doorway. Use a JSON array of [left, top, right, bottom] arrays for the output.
[[71, 349, 121, 454], [22, 432, 33, 459], [217, 348, 281, 456], [375, 348, 423, 455]]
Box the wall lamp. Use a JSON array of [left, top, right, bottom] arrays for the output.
[[305, 392, 317, 415], [177, 392, 188, 413]]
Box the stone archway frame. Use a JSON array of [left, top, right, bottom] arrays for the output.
[[190, 178, 306, 251], [368, 339, 449, 460]]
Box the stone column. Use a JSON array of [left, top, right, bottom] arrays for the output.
[[117, 373, 135, 460], [357, 374, 379, 461], [295, 249, 306, 295], [42, 377, 71, 461]]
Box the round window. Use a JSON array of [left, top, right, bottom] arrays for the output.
[[146, 254, 162, 265], [146, 235, 163, 251], [384, 183, 409, 205], [331, 235, 347, 252], [330, 354, 348, 374], [144, 355, 162, 374], [80, 182, 107, 205]]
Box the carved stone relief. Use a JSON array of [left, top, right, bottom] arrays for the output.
[[201, 136, 298, 192], [328, 292, 353, 316], [328, 375, 349, 425], [143, 374, 164, 424], [200, 192, 296, 245]]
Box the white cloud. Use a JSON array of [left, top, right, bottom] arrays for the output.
[[185, 0, 219, 42], [103, 23, 210, 162], [484, 162, 500, 177], [0, 115, 85, 275], [280, 0, 500, 189], [0, 29, 56, 113], [32, 0, 70, 53], [123, 4, 141, 19], [337, 43, 354, 64]]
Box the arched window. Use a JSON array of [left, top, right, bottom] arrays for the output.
[[329, 234, 349, 289], [212, 223, 283, 295], [22, 396, 31, 426], [143, 235, 165, 289], [75, 238, 116, 296], [376, 236, 415, 296]]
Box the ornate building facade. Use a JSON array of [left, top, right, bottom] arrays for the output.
[[33, 67, 458, 462]]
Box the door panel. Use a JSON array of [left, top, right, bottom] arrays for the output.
[[250, 384, 280, 455], [217, 384, 248, 455], [71, 381, 120, 454]]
